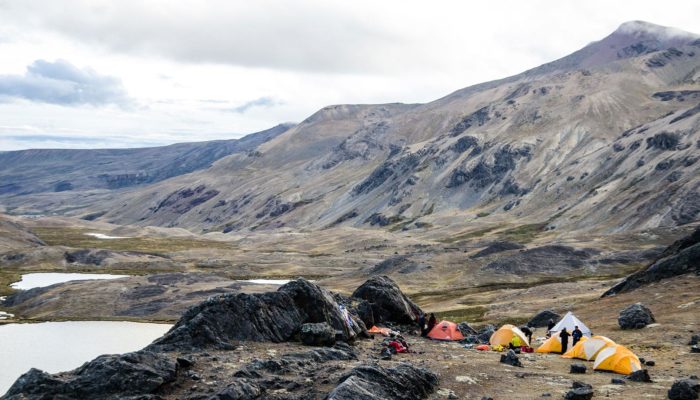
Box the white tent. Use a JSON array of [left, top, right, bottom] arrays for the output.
[[548, 311, 592, 337]]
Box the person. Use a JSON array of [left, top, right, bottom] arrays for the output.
[[559, 328, 571, 354], [547, 319, 555, 335], [427, 313, 437, 334], [418, 313, 427, 337], [572, 325, 583, 347], [520, 326, 533, 345], [509, 334, 522, 349]]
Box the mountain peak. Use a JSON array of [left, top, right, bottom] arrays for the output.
[[614, 20, 699, 41]]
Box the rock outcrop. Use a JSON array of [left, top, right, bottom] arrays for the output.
[[300, 322, 336, 346], [668, 378, 700, 400], [603, 227, 700, 296], [351, 275, 423, 325], [527, 310, 561, 328], [149, 278, 367, 351], [618, 303, 656, 329], [4, 351, 177, 400], [327, 363, 438, 400]]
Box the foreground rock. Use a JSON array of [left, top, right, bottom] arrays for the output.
[[352, 275, 423, 325], [4, 350, 177, 400], [327, 362, 438, 399], [527, 309, 561, 328], [149, 278, 367, 351], [500, 350, 523, 367], [668, 378, 700, 400], [300, 322, 336, 346], [618, 303, 656, 329], [604, 227, 700, 296], [565, 381, 594, 400], [628, 369, 652, 382]]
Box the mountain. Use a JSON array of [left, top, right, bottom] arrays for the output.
[[6, 22, 700, 236], [0, 123, 293, 214]]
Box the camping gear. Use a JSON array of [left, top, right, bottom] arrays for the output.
[[563, 335, 615, 360], [427, 320, 465, 341], [368, 326, 393, 336], [549, 312, 592, 337], [491, 344, 504, 352], [593, 345, 642, 375], [476, 344, 491, 351], [490, 324, 530, 347], [521, 346, 534, 353], [388, 340, 407, 353]]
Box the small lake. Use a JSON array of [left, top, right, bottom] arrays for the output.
[[239, 279, 292, 285], [10, 273, 131, 290], [85, 233, 130, 239], [0, 321, 171, 396]]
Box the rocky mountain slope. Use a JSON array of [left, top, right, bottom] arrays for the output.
[[0, 123, 292, 214], [70, 21, 700, 236]]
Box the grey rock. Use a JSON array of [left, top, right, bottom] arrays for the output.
[[565, 387, 593, 400], [691, 345, 700, 353], [212, 379, 262, 400], [690, 334, 700, 346], [300, 322, 336, 346], [327, 363, 438, 399], [618, 303, 656, 329], [457, 322, 477, 336], [4, 351, 177, 400], [611, 378, 626, 385], [628, 369, 652, 382], [351, 275, 423, 325], [570, 363, 587, 374], [668, 378, 700, 400], [500, 350, 523, 367], [527, 310, 561, 328]]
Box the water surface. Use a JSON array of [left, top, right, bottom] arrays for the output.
[[10, 273, 131, 290], [0, 321, 171, 396], [239, 279, 292, 285]]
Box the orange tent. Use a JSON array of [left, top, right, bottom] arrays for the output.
[[368, 326, 392, 336], [427, 320, 464, 341]]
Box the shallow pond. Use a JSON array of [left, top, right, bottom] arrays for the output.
[[10, 273, 131, 290], [0, 321, 171, 395], [239, 279, 292, 285]]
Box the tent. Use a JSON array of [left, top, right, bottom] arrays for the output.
[[535, 333, 586, 353], [489, 324, 530, 347], [562, 336, 615, 360], [368, 326, 393, 336], [549, 312, 592, 337], [593, 345, 642, 375], [427, 320, 464, 341]]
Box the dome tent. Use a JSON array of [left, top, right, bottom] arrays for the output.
[[549, 311, 591, 337], [427, 320, 464, 341], [593, 344, 642, 375], [563, 335, 616, 360], [489, 324, 530, 347], [536, 334, 587, 354]]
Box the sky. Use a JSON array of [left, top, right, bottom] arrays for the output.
[[0, 0, 698, 150]]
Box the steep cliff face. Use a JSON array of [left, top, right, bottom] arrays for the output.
[[10, 23, 700, 236]]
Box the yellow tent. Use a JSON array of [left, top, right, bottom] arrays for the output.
[[489, 324, 530, 347], [535, 333, 584, 353], [563, 336, 615, 360], [593, 345, 642, 375]]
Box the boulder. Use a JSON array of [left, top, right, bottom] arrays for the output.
[[351, 275, 423, 325], [327, 363, 438, 399], [628, 369, 652, 382], [527, 310, 561, 328], [457, 322, 477, 336], [570, 363, 587, 374], [356, 299, 375, 328], [149, 278, 367, 351], [500, 350, 523, 367], [645, 359, 656, 366], [477, 325, 496, 343], [618, 303, 655, 329], [4, 351, 177, 400], [668, 378, 700, 400], [611, 378, 626, 385], [565, 387, 593, 400], [300, 322, 336, 346], [690, 334, 700, 346]]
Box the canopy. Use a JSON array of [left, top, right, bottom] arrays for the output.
[[549, 311, 592, 337], [563, 336, 615, 360], [535, 333, 586, 353], [593, 345, 642, 375], [489, 324, 530, 347], [427, 320, 464, 341]]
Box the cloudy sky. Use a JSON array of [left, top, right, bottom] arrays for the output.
[[0, 0, 698, 150]]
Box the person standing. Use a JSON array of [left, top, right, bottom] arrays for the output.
[[559, 328, 571, 354], [427, 313, 437, 334], [520, 326, 533, 345], [418, 313, 427, 337], [571, 325, 583, 347]]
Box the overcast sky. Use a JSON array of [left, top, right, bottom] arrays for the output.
[[0, 0, 698, 150]]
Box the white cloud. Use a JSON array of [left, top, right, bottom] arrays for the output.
[[0, 0, 698, 150]]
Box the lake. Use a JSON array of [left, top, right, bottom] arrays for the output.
[[0, 321, 171, 396], [10, 273, 131, 290]]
